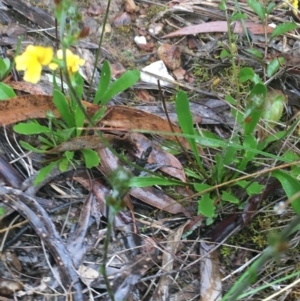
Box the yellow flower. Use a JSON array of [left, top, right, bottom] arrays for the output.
[[15, 45, 53, 83], [49, 49, 85, 75]]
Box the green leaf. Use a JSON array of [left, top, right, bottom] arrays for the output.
[[73, 72, 84, 100], [222, 191, 239, 203], [101, 70, 140, 105], [129, 176, 184, 187], [272, 170, 300, 214], [246, 181, 264, 195], [231, 12, 247, 21], [59, 157, 70, 172], [58, 151, 74, 172], [0, 206, 5, 216], [245, 48, 263, 59], [0, 58, 10, 79], [94, 60, 111, 104], [92, 107, 107, 122], [271, 22, 298, 40], [262, 90, 285, 128], [194, 183, 212, 192], [266, 2, 276, 14], [81, 149, 100, 168], [53, 89, 74, 128], [238, 134, 257, 171], [0, 82, 16, 100], [34, 161, 58, 186], [223, 135, 239, 166], [239, 67, 255, 83], [19, 141, 47, 153], [198, 194, 215, 217], [246, 0, 265, 21], [244, 83, 267, 135], [74, 104, 85, 136], [220, 49, 230, 59], [267, 57, 285, 78], [214, 153, 225, 183], [14, 122, 50, 135], [175, 90, 203, 170]]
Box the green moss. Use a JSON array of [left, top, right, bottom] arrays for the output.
[[146, 5, 166, 19], [192, 65, 210, 82]]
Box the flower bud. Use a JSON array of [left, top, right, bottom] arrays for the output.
[[78, 27, 90, 39]]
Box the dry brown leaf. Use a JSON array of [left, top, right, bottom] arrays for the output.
[[6, 81, 49, 95], [0, 95, 99, 126], [199, 242, 222, 301], [129, 133, 186, 182], [129, 186, 191, 217], [157, 44, 182, 71], [100, 105, 187, 146]]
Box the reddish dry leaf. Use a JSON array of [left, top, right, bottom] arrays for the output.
[[0, 95, 99, 126], [173, 67, 186, 80], [110, 62, 126, 78], [46, 134, 133, 153], [5, 81, 49, 95], [129, 133, 186, 182], [162, 21, 273, 39], [157, 44, 182, 71], [135, 89, 156, 102], [129, 186, 191, 217], [113, 12, 131, 27], [100, 105, 188, 146]]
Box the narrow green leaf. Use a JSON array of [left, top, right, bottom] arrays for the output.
[[198, 194, 215, 217], [53, 89, 74, 128], [231, 12, 247, 21], [272, 170, 300, 214], [237, 134, 257, 170], [92, 107, 107, 123], [74, 104, 85, 137], [0, 58, 10, 79], [271, 22, 297, 40], [19, 141, 46, 153], [34, 161, 58, 186], [14, 122, 50, 135], [266, 2, 276, 14], [94, 60, 111, 104], [176, 90, 203, 170], [81, 149, 100, 168], [267, 57, 285, 78], [73, 72, 84, 100], [245, 48, 263, 59], [129, 176, 184, 187], [246, 0, 265, 21], [244, 83, 266, 135], [101, 70, 140, 105]]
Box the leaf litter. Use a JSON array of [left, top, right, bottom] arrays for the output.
[[1, 0, 300, 300]]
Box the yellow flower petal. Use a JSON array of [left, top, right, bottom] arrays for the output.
[[48, 62, 59, 70], [51, 49, 85, 75], [35, 46, 53, 65], [15, 45, 54, 83], [24, 62, 42, 84]]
